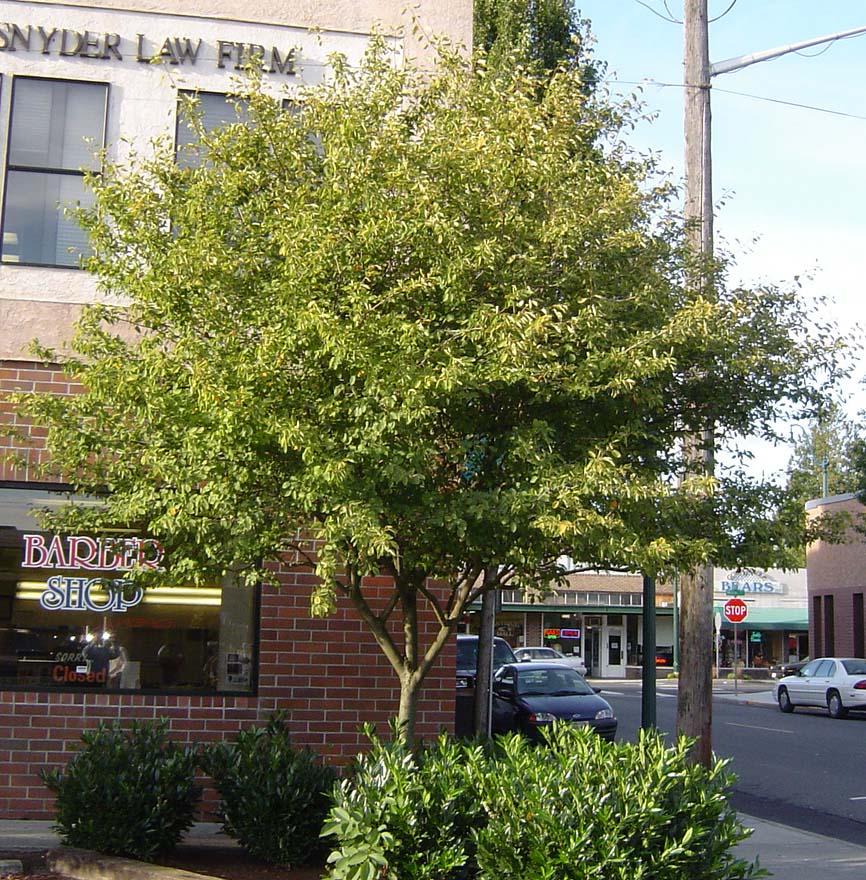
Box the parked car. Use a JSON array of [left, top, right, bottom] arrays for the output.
[[456, 634, 517, 690], [770, 657, 809, 679], [774, 657, 866, 718], [514, 646, 587, 677], [491, 661, 617, 743], [455, 634, 518, 738]]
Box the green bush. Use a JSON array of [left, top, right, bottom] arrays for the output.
[[322, 728, 486, 880], [199, 712, 336, 868], [40, 719, 200, 861], [472, 726, 764, 880], [322, 726, 764, 880]]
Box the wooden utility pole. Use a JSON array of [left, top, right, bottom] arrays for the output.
[[678, 0, 715, 767]]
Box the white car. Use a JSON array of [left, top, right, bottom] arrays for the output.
[[774, 657, 866, 718], [514, 646, 587, 677]]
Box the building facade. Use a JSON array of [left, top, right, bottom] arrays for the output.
[[0, 0, 471, 818], [806, 494, 866, 658], [712, 567, 808, 671], [465, 571, 677, 679]]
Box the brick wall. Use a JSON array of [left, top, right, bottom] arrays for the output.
[[0, 568, 457, 819], [0, 359, 457, 818], [1, 360, 82, 482]]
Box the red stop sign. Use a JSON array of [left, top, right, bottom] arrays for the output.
[[723, 598, 748, 624]]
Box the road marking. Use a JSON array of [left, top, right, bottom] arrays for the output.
[[724, 721, 793, 734], [850, 796, 866, 801]]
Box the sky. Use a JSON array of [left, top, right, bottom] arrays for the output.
[[576, 1, 866, 482]]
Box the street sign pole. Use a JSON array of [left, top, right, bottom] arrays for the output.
[[733, 619, 738, 696]]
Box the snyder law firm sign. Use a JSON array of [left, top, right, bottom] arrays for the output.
[[0, 21, 298, 74]]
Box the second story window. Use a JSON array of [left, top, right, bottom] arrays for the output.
[[176, 91, 249, 169], [1, 77, 108, 268]]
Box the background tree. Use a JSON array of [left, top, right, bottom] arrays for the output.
[[474, 0, 600, 82], [785, 404, 862, 504], [5, 39, 848, 744]]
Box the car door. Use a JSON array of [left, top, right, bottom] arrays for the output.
[[796, 659, 834, 706], [491, 667, 519, 734], [787, 659, 822, 704]]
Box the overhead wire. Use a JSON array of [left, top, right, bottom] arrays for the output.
[[709, 0, 738, 23], [606, 78, 866, 122]]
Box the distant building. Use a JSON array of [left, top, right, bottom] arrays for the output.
[[806, 493, 866, 657], [713, 567, 807, 669]]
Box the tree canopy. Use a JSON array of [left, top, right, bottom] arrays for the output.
[[5, 37, 849, 739]]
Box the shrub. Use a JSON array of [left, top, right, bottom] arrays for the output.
[[322, 726, 764, 880], [322, 728, 486, 880], [471, 726, 765, 880], [40, 718, 200, 861], [199, 712, 336, 868]]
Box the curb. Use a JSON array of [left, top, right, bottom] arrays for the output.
[[47, 848, 221, 880]]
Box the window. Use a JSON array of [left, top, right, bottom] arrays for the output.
[[815, 660, 835, 677], [175, 91, 249, 168], [854, 593, 864, 657], [0, 486, 257, 693], [1, 78, 107, 267], [812, 595, 823, 657], [824, 594, 835, 657]]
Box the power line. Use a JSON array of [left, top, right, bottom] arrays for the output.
[[606, 78, 866, 121], [632, 0, 681, 24], [708, 0, 738, 23]]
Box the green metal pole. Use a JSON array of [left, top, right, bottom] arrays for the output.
[[642, 574, 657, 730], [672, 572, 679, 673]]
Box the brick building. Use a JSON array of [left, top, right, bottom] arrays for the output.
[[0, 0, 471, 818], [806, 494, 866, 658]]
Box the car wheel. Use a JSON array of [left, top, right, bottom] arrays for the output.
[[777, 687, 794, 713], [828, 690, 848, 719]]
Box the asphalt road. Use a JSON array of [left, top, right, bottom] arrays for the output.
[[599, 680, 866, 846]]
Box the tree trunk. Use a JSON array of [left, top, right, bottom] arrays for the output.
[[396, 671, 420, 745]]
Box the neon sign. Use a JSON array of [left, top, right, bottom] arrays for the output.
[[22, 534, 164, 571], [39, 575, 143, 613]]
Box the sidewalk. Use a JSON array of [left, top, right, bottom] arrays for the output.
[[1, 816, 865, 879]]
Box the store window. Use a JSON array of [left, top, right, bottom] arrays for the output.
[[0, 486, 257, 692], [1, 77, 107, 267]]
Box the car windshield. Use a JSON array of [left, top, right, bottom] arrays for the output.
[[842, 659, 866, 675], [517, 668, 593, 697]]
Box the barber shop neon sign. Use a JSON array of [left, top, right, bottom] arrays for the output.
[[21, 534, 161, 612]]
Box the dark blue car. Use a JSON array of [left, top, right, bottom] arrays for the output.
[[491, 661, 617, 743]]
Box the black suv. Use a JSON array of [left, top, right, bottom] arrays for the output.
[[456, 633, 518, 690], [455, 634, 518, 737]]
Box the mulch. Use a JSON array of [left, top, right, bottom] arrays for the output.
[[0, 848, 328, 880]]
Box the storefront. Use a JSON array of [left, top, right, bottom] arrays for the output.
[[0, 487, 257, 694], [713, 568, 808, 671]]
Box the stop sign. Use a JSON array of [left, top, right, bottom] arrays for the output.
[[723, 598, 748, 624]]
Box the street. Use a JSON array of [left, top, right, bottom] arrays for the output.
[[600, 680, 866, 846]]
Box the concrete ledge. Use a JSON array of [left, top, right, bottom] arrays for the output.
[[48, 847, 222, 880]]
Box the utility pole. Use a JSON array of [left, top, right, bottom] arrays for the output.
[[678, 0, 715, 767], [677, 6, 866, 766]]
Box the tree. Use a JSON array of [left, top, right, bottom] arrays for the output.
[[5, 38, 848, 744], [474, 0, 601, 83], [786, 404, 862, 503]]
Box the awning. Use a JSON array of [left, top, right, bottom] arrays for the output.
[[715, 606, 807, 631]]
